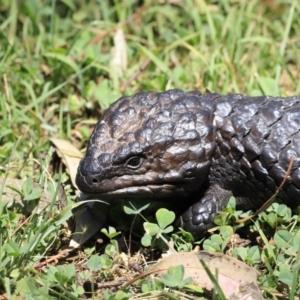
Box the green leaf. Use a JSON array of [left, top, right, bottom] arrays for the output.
[[162, 225, 174, 234], [22, 177, 33, 195], [105, 244, 118, 256], [5, 241, 21, 256], [123, 201, 150, 215], [9, 269, 20, 279], [267, 203, 279, 212], [156, 208, 175, 230], [16, 277, 38, 296], [233, 246, 248, 261], [220, 225, 233, 239], [256, 76, 280, 96], [44, 51, 81, 75], [55, 265, 76, 283], [109, 290, 130, 300], [247, 246, 261, 263], [161, 273, 179, 287], [101, 226, 121, 239], [87, 255, 102, 271], [214, 213, 227, 226], [178, 277, 193, 289], [168, 265, 184, 282], [160, 265, 187, 287], [264, 212, 276, 227], [23, 187, 42, 201], [142, 278, 165, 292], [99, 254, 112, 269], [143, 222, 160, 236], [276, 204, 291, 219], [227, 196, 236, 211], [123, 206, 137, 215], [139, 45, 182, 87], [278, 270, 293, 286], [88, 79, 121, 109], [184, 283, 203, 293], [203, 234, 222, 252], [292, 230, 300, 246], [141, 233, 152, 247], [274, 230, 292, 248]]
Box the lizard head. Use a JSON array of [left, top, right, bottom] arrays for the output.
[[76, 89, 217, 200]]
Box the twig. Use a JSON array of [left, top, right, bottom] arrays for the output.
[[89, 3, 151, 46], [83, 279, 126, 292], [34, 247, 75, 268], [120, 58, 151, 92]]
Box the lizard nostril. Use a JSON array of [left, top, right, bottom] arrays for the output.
[[92, 178, 99, 184]]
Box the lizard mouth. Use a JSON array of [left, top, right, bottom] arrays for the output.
[[77, 183, 188, 200]]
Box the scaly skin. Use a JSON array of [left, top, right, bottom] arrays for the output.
[[76, 90, 300, 238]]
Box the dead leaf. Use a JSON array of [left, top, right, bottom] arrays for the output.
[[0, 177, 53, 213], [49, 138, 82, 189], [70, 200, 109, 247], [49, 139, 108, 246], [0, 292, 23, 300], [56, 184, 68, 210], [110, 28, 127, 78], [151, 251, 262, 300]]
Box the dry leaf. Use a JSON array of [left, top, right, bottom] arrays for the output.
[[49, 139, 108, 246], [110, 28, 127, 78], [49, 138, 82, 189], [0, 177, 52, 213], [151, 251, 262, 300], [0, 292, 23, 300], [70, 201, 109, 246]]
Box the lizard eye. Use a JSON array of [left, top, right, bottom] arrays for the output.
[[126, 156, 143, 169]]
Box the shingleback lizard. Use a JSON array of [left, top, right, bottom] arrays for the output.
[[76, 89, 300, 238]]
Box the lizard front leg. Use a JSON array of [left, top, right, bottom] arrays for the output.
[[181, 185, 233, 239]]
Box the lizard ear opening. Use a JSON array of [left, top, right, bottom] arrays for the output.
[[126, 156, 143, 169]]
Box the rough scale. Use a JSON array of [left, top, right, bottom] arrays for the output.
[[76, 90, 300, 238]]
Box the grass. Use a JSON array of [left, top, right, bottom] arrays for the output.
[[0, 0, 300, 298]]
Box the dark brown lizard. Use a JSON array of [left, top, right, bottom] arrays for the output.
[[76, 90, 300, 238]]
